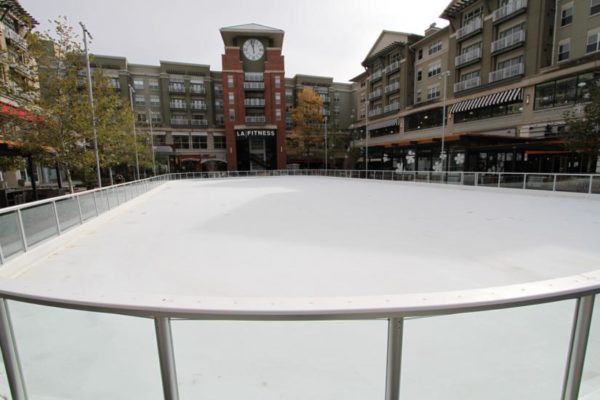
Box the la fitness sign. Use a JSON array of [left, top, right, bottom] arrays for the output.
[[236, 129, 276, 138]]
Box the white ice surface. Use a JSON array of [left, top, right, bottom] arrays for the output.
[[0, 177, 599, 399]]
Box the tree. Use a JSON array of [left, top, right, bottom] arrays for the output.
[[287, 88, 324, 167], [564, 85, 600, 173]]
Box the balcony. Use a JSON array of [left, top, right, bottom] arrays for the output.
[[191, 119, 209, 127], [491, 30, 526, 54], [456, 17, 483, 41], [170, 118, 189, 127], [190, 85, 206, 95], [369, 70, 383, 82], [2, 25, 26, 49], [8, 62, 34, 79], [245, 115, 266, 124], [383, 101, 400, 114], [489, 63, 524, 83], [169, 102, 186, 110], [244, 72, 264, 82], [455, 47, 482, 68], [368, 107, 382, 118], [492, 0, 527, 23], [384, 82, 400, 95], [368, 89, 382, 101], [454, 76, 481, 92], [168, 84, 185, 94], [244, 82, 265, 90], [190, 102, 207, 111], [385, 61, 400, 75], [244, 98, 266, 107]]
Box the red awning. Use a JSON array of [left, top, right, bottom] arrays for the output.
[[0, 102, 42, 123]]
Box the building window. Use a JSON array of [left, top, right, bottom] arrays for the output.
[[275, 75, 281, 89], [427, 62, 441, 77], [427, 85, 440, 100], [561, 5, 573, 26], [586, 30, 600, 53], [276, 108, 282, 121], [498, 23, 525, 40], [136, 113, 147, 123], [558, 40, 570, 62], [191, 136, 207, 149], [214, 136, 226, 149], [460, 70, 480, 81], [228, 93, 234, 104], [275, 92, 281, 105], [173, 135, 190, 149], [534, 71, 599, 109], [228, 108, 235, 121], [150, 95, 160, 106], [153, 135, 166, 146], [497, 55, 523, 70], [428, 40, 442, 55], [150, 112, 161, 123], [134, 95, 145, 106], [592, 0, 600, 15], [227, 74, 234, 88], [133, 78, 144, 90], [109, 78, 120, 89], [463, 7, 482, 26], [417, 70, 422, 81], [149, 79, 159, 90], [214, 84, 223, 96], [417, 49, 423, 60]]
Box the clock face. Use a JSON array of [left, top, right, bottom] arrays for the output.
[[242, 38, 265, 61]]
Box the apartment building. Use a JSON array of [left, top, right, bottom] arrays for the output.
[[357, 0, 600, 173]]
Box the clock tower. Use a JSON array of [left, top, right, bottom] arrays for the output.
[[220, 24, 287, 171]]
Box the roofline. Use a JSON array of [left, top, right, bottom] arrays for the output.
[[410, 25, 450, 49]]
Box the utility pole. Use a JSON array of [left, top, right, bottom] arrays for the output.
[[80, 22, 101, 188]]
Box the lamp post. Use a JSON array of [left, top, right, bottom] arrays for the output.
[[79, 22, 101, 188], [128, 84, 141, 180], [440, 71, 450, 177], [147, 110, 157, 175], [324, 115, 328, 170]]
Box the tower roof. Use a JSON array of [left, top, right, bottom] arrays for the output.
[[220, 23, 284, 48]]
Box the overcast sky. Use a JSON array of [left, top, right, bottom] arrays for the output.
[[21, 0, 450, 82]]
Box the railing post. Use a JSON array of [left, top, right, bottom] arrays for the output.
[[522, 173, 527, 190], [16, 210, 28, 252], [0, 299, 28, 400], [589, 176, 593, 194], [76, 196, 84, 224], [553, 175, 557, 192], [52, 201, 62, 235], [0, 240, 5, 265], [460, 171, 464, 185], [385, 317, 404, 400], [498, 173, 502, 188], [155, 317, 180, 400], [474, 172, 479, 186], [561, 295, 595, 400], [92, 191, 99, 217]]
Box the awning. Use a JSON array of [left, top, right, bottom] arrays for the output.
[[449, 88, 522, 114], [368, 118, 398, 132]]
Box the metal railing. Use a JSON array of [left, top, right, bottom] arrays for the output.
[[492, 0, 528, 22], [491, 30, 526, 53], [489, 62, 524, 83], [0, 169, 599, 400], [455, 47, 482, 67], [454, 76, 481, 92], [456, 17, 483, 41]]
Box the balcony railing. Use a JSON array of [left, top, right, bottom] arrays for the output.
[[384, 82, 400, 94], [245, 116, 266, 124], [2, 25, 26, 48], [244, 72, 264, 82], [244, 98, 266, 107], [492, 0, 528, 22], [368, 107, 382, 117], [190, 103, 207, 110], [454, 76, 481, 92], [169, 102, 186, 110], [385, 61, 400, 75], [384, 102, 400, 113], [170, 118, 189, 127], [168, 85, 185, 93], [244, 82, 265, 90], [491, 30, 526, 53], [190, 119, 208, 127], [369, 70, 383, 82], [190, 86, 206, 95], [456, 17, 483, 41], [368, 89, 383, 100], [455, 47, 482, 67], [489, 63, 524, 83]]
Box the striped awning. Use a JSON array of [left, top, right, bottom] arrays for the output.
[[449, 88, 522, 114], [368, 118, 398, 132]]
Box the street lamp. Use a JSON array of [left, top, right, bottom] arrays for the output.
[[147, 110, 157, 175], [440, 71, 450, 177], [79, 22, 101, 188], [128, 84, 141, 180]]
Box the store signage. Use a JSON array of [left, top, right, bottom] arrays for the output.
[[236, 129, 276, 138]]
